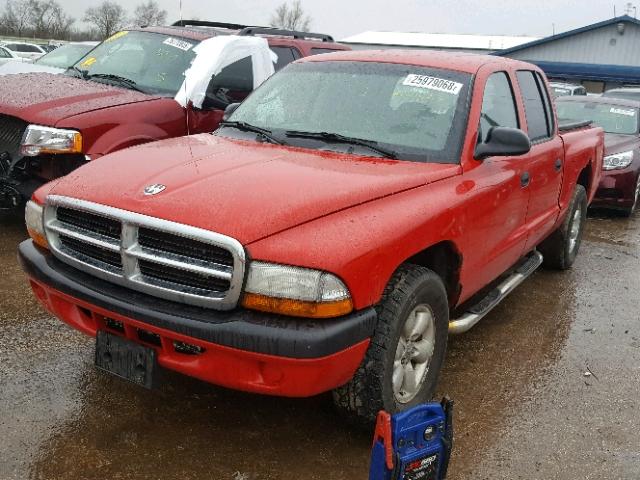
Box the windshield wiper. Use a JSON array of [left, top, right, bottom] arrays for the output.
[[66, 66, 88, 79], [87, 73, 146, 93], [220, 121, 284, 145], [284, 130, 397, 159]]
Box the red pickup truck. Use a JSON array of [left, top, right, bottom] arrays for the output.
[[19, 50, 604, 423], [0, 20, 349, 214]]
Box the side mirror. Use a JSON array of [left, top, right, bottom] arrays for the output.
[[475, 127, 531, 160], [222, 102, 241, 122]]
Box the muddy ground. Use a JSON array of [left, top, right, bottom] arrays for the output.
[[1, 212, 638, 479]]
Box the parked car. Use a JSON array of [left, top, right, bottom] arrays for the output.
[[0, 42, 47, 60], [0, 45, 28, 66], [0, 21, 350, 215], [19, 50, 603, 423], [0, 42, 98, 76], [602, 87, 640, 101], [557, 96, 640, 215], [549, 81, 587, 97]]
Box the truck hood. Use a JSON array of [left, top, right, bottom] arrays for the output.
[[51, 134, 461, 245], [0, 73, 160, 126], [604, 133, 640, 155]]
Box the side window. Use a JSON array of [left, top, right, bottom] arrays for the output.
[[25, 45, 41, 53], [203, 56, 254, 110], [535, 72, 555, 136], [270, 47, 298, 71], [0, 48, 9, 58], [479, 72, 519, 143], [516, 70, 552, 142]]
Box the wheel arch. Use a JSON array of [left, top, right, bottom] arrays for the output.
[[403, 240, 462, 308]]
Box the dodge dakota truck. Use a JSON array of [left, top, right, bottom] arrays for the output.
[[19, 50, 604, 423], [0, 20, 349, 215]]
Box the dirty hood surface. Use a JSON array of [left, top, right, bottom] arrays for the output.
[[51, 134, 461, 245], [0, 73, 159, 125]]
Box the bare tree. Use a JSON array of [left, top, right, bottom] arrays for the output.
[[83, 1, 127, 39], [27, 0, 74, 38], [132, 0, 167, 27], [269, 0, 311, 31], [1, 0, 32, 37]]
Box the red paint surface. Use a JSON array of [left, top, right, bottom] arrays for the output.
[[28, 278, 369, 397]]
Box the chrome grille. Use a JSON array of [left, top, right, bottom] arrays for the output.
[[44, 196, 246, 310], [0, 114, 28, 161]]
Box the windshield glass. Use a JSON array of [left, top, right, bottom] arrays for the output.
[[227, 61, 472, 163], [557, 101, 639, 135], [71, 31, 197, 95], [37, 44, 95, 68]]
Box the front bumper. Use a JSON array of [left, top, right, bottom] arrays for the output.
[[593, 168, 639, 209], [19, 240, 376, 397]]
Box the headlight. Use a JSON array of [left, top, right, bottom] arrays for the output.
[[242, 261, 353, 318], [21, 125, 82, 156], [25, 200, 48, 250], [603, 150, 634, 170]]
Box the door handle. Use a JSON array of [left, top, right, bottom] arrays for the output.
[[554, 158, 562, 172], [521, 171, 530, 188]]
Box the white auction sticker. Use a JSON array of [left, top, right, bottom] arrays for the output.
[[610, 107, 636, 117], [403, 74, 463, 95], [163, 37, 194, 51]]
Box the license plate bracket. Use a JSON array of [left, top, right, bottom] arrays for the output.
[[95, 331, 157, 389]]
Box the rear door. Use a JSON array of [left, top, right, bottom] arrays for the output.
[[515, 70, 564, 251]]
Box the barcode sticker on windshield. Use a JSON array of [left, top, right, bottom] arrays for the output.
[[163, 37, 194, 51], [403, 74, 463, 95], [610, 107, 636, 117]]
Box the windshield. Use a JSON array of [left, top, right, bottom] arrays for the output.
[[70, 31, 197, 96], [37, 44, 95, 68], [557, 101, 639, 135], [226, 61, 472, 163]]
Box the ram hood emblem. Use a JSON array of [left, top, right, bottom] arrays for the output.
[[143, 184, 166, 196]]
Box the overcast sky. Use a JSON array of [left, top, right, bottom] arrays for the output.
[[58, 0, 635, 39]]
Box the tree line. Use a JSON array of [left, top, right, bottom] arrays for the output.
[[0, 0, 313, 43], [0, 0, 168, 41]]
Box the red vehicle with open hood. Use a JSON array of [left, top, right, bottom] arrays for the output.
[[20, 50, 603, 423], [0, 20, 349, 215]]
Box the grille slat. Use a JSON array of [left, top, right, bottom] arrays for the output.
[[138, 227, 234, 267], [46, 198, 244, 310], [139, 260, 231, 294], [57, 207, 121, 239], [60, 236, 123, 270], [0, 114, 28, 161]]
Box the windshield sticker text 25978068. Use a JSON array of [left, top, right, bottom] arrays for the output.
[[403, 74, 463, 95]]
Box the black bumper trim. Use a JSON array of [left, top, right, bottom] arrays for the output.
[[18, 240, 377, 359]]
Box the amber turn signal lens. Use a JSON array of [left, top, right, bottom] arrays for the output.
[[242, 293, 353, 319], [28, 228, 49, 250]]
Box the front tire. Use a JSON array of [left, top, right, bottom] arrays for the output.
[[623, 174, 640, 217], [539, 184, 587, 270], [332, 265, 449, 425]]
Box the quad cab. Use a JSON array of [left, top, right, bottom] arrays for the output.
[[20, 50, 603, 423]]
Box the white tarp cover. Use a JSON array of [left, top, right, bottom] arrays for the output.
[[175, 36, 276, 108]]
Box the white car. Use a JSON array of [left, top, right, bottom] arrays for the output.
[[0, 45, 28, 66], [0, 42, 99, 75], [0, 42, 47, 60]]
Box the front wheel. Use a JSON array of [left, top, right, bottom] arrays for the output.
[[539, 184, 587, 270], [332, 265, 449, 425]]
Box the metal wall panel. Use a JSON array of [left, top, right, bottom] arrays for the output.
[[506, 23, 640, 66]]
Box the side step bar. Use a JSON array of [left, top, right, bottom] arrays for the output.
[[448, 251, 543, 335]]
